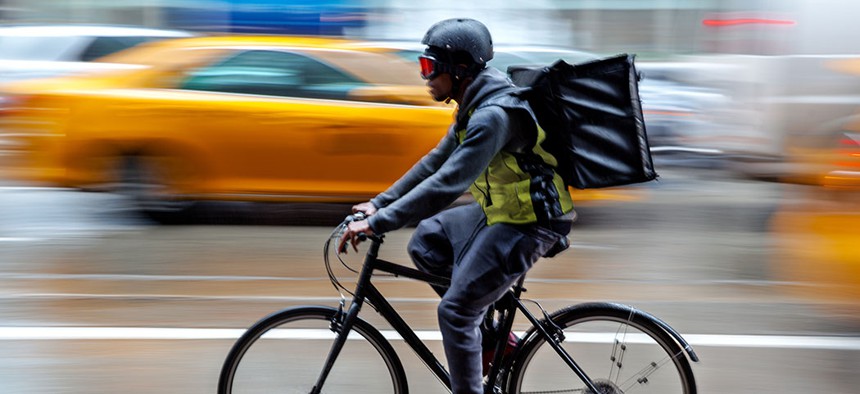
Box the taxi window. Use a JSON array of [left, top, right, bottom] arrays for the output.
[[178, 49, 365, 100]]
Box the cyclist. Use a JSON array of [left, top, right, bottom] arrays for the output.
[[338, 17, 575, 394]]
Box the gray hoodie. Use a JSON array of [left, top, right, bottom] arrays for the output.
[[368, 67, 534, 234]]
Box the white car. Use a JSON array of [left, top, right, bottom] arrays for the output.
[[0, 25, 194, 83]]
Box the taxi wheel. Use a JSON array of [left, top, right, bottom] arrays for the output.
[[118, 155, 196, 223]]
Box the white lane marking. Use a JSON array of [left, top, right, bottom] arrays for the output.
[[0, 273, 332, 281], [0, 327, 245, 340], [0, 293, 441, 303], [650, 146, 724, 154], [568, 243, 617, 250], [683, 334, 860, 350], [0, 186, 71, 192], [0, 272, 812, 287], [0, 237, 43, 242], [0, 327, 858, 350]]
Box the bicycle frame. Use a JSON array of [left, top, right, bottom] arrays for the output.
[[313, 235, 606, 394]]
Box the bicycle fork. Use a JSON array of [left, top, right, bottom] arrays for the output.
[[309, 298, 363, 393], [311, 241, 381, 394]]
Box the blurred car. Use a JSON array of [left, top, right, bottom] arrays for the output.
[[0, 25, 194, 83], [771, 57, 860, 189], [703, 54, 860, 183], [0, 35, 452, 219], [779, 116, 860, 188]]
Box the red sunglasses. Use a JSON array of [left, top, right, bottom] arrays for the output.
[[419, 55, 444, 80]]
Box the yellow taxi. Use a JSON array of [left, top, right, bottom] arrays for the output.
[[0, 35, 454, 214]]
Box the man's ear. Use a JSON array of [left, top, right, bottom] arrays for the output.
[[453, 64, 470, 80]]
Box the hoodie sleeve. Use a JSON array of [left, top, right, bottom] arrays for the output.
[[370, 124, 457, 209], [368, 106, 514, 234]]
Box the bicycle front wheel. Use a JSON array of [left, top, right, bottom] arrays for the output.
[[507, 302, 696, 394], [218, 306, 408, 394]]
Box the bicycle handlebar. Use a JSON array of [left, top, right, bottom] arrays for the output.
[[344, 211, 384, 244]]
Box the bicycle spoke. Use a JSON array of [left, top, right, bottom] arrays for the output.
[[608, 310, 635, 385], [608, 338, 626, 383], [618, 349, 687, 392]]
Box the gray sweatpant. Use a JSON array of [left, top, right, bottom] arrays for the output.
[[407, 203, 568, 394]]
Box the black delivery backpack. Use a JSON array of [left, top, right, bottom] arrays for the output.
[[508, 54, 658, 189]]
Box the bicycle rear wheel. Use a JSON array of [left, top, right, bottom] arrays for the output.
[[218, 306, 408, 394], [507, 302, 696, 394]]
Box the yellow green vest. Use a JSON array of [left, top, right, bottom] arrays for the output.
[[456, 120, 574, 226]]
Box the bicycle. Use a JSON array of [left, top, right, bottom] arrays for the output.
[[218, 213, 699, 394]]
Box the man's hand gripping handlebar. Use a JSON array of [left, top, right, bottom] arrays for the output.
[[337, 209, 375, 254]]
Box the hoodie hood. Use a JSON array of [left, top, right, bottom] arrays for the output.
[[456, 67, 516, 125]]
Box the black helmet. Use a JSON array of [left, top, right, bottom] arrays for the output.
[[421, 18, 493, 66]]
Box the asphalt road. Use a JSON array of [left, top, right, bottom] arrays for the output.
[[0, 167, 858, 393]]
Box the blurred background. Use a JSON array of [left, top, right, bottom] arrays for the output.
[[0, 0, 858, 393]]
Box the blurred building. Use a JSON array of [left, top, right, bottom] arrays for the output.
[[0, 0, 366, 36], [0, 0, 820, 59], [3, 0, 860, 57]]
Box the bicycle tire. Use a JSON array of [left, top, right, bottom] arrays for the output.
[[506, 302, 696, 394], [218, 306, 409, 394]]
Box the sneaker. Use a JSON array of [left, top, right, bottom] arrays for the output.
[[482, 331, 518, 375]]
